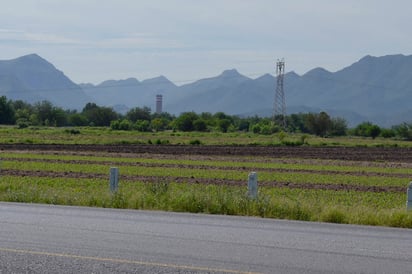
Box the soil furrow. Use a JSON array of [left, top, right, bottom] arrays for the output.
[[0, 169, 405, 193], [2, 157, 411, 179], [1, 144, 412, 162]]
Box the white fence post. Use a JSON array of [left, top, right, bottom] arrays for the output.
[[110, 167, 119, 193], [248, 172, 258, 199], [407, 182, 412, 210]]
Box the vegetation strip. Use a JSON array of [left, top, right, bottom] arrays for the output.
[[3, 157, 412, 179], [2, 143, 412, 162], [0, 169, 405, 193], [5, 149, 412, 169]]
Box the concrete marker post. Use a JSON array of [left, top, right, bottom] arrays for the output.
[[248, 172, 258, 199], [110, 167, 119, 193], [407, 182, 412, 210]]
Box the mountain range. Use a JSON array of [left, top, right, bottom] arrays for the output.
[[1, 53, 412, 127], [0, 54, 91, 110]]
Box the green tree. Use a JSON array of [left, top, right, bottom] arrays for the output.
[[82, 103, 118, 126], [329, 117, 348, 136], [0, 96, 15, 124], [134, 120, 151, 132], [251, 124, 261, 134], [380, 128, 395, 138], [393, 123, 412, 140], [217, 119, 232, 133], [305, 112, 332, 137], [13, 100, 33, 127], [174, 112, 199, 131], [31, 101, 67, 126], [68, 113, 88, 126], [288, 113, 307, 133], [368, 124, 381, 139], [151, 118, 168, 132], [126, 106, 151, 122], [193, 118, 208, 132], [353, 122, 380, 138]]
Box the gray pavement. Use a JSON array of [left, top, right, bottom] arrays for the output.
[[1, 202, 411, 273]]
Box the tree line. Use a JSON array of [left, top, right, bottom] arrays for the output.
[[1, 96, 412, 139]]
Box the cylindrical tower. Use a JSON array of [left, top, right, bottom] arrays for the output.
[[156, 94, 163, 114]]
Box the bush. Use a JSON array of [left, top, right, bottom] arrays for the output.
[[111, 119, 132, 131], [189, 139, 202, 145], [393, 123, 412, 140], [251, 124, 261, 134], [380, 129, 395, 138], [64, 128, 81, 135], [154, 139, 170, 145], [16, 118, 30, 129], [134, 120, 151, 132]]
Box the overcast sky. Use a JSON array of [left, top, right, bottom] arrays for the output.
[[1, 0, 411, 84]]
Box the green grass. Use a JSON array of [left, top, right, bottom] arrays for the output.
[[0, 175, 410, 228], [4, 151, 412, 176], [1, 126, 412, 147], [1, 158, 408, 187]]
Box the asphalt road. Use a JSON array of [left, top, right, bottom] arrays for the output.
[[0, 202, 411, 273]]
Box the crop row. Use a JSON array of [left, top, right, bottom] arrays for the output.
[[1, 159, 409, 188], [3, 152, 412, 175]]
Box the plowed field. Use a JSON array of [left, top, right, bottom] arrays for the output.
[[1, 144, 411, 193]]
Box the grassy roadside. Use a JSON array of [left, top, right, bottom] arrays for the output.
[[1, 176, 411, 228], [1, 126, 412, 228]]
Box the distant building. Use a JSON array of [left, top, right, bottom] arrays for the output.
[[156, 94, 163, 114]]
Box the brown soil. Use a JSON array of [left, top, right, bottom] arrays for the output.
[[1, 144, 412, 162], [0, 169, 404, 193], [2, 157, 411, 179], [1, 144, 410, 193]]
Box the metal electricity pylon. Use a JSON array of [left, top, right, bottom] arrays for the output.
[[273, 59, 286, 129]]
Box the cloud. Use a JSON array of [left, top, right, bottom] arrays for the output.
[[0, 28, 79, 45], [96, 33, 186, 50]]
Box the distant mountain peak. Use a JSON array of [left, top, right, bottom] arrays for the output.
[[12, 53, 53, 68], [220, 69, 242, 78], [141, 75, 177, 91], [305, 67, 331, 74], [357, 54, 410, 65], [256, 73, 274, 80], [15, 53, 46, 62], [142, 75, 174, 84], [99, 78, 140, 87], [0, 53, 90, 110], [19, 53, 42, 59]]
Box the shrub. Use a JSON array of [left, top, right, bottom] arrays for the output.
[[64, 128, 81, 135], [189, 139, 202, 145], [16, 118, 30, 129], [321, 208, 348, 224]]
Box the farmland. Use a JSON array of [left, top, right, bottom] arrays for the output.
[[1, 131, 412, 228]]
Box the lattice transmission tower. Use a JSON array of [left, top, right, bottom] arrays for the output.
[[273, 59, 286, 129]]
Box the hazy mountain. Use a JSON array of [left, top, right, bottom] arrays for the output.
[[141, 75, 177, 92], [80, 75, 176, 110], [165, 69, 259, 113], [1, 53, 412, 126], [0, 54, 91, 109], [283, 54, 412, 126]]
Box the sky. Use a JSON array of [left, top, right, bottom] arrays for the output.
[[1, 0, 411, 85]]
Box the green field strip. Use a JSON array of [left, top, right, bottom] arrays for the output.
[[1, 160, 409, 187], [0, 175, 410, 228], [3, 152, 412, 176], [0, 175, 405, 210]]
